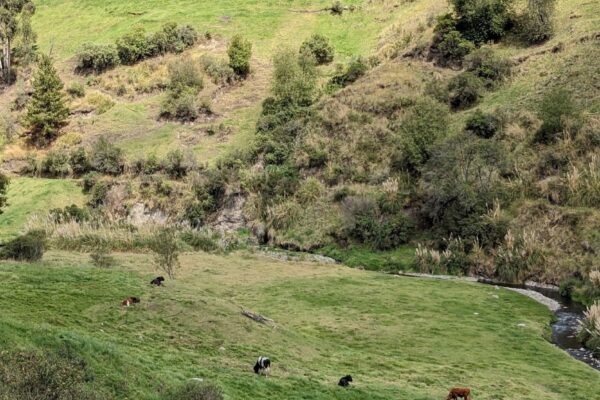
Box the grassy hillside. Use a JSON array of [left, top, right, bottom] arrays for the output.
[[1, 251, 599, 399], [0, 177, 84, 240]]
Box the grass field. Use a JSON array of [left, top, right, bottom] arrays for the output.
[[1, 250, 599, 399], [0, 177, 85, 240]]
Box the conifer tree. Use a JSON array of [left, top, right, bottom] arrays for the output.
[[24, 54, 69, 146]]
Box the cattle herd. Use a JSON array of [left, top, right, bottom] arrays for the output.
[[120, 276, 472, 398]]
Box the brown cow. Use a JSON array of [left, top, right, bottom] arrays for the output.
[[121, 297, 140, 307], [446, 387, 471, 400]]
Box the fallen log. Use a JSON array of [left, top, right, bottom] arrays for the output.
[[241, 309, 275, 326]]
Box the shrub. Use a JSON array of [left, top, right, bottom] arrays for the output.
[[578, 301, 600, 356], [200, 55, 235, 85], [86, 92, 115, 114], [70, 146, 92, 176], [0, 230, 46, 261], [271, 49, 318, 107], [447, 72, 483, 110], [160, 87, 199, 121], [465, 110, 502, 138], [164, 381, 224, 400], [82, 172, 100, 193], [517, 0, 556, 44], [300, 34, 334, 65], [435, 30, 475, 66], [75, 43, 120, 73], [182, 201, 207, 228], [88, 180, 112, 207], [132, 153, 162, 175], [228, 34, 252, 78], [149, 22, 198, 55], [150, 227, 180, 279], [0, 350, 104, 400], [67, 82, 86, 97], [391, 98, 449, 172], [40, 150, 72, 177], [164, 149, 196, 179], [90, 138, 125, 175], [168, 58, 203, 91], [534, 88, 580, 144], [450, 0, 515, 45], [116, 27, 151, 64], [464, 47, 512, 88], [50, 204, 89, 223], [0, 173, 8, 214], [329, 57, 368, 88]]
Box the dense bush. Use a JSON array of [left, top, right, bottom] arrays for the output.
[[534, 88, 580, 144], [339, 195, 413, 251], [0, 350, 104, 400], [50, 204, 89, 223], [0, 173, 8, 214], [228, 34, 252, 78], [0, 230, 46, 261], [450, 0, 515, 45], [82, 172, 100, 193], [465, 110, 502, 138], [116, 27, 151, 65], [132, 153, 162, 175], [90, 138, 125, 175], [70, 146, 92, 176], [148, 23, 198, 56], [200, 55, 235, 85], [164, 381, 224, 400], [88, 180, 112, 207], [75, 43, 120, 73], [517, 0, 556, 44], [164, 149, 197, 179], [430, 14, 476, 67], [447, 72, 483, 110], [41, 150, 71, 177], [329, 57, 369, 88], [168, 58, 204, 91], [464, 47, 512, 88], [271, 49, 318, 108], [300, 34, 334, 65], [160, 86, 199, 121], [391, 98, 449, 173]]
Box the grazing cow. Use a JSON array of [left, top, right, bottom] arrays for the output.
[[446, 387, 471, 400], [338, 375, 353, 387], [253, 356, 271, 376], [121, 297, 140, 307], [150, 276, 165, 286]]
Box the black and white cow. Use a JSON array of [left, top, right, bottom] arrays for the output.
[[253, 356, 271, 375], [338, 375, 353, 387]]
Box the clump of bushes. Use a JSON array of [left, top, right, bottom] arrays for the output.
[[300, 34, 334, 65], [40, 150, 72, 177], [160, 58, 204, 122], [227, 34, 252, 78], [534, 88, 581, 144], [90, 138, 125, 175], [339, 195, 414, 251], [75, 43, 120, 73], [465, 110, 502, 138], [517, 0, 556, 44], [76, 23, 198, 73], [50, 204, 89, 223], [0, 230, 46, 261], [0, 350, 105, 400], [464, 47, 512, 88], [329, 57, 369, 88], [430, 14, 475, 67], [446, 72, 483, 110], [200, 55, 235, 85]]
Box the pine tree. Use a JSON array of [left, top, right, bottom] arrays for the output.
[[24, 54, 69, 146]]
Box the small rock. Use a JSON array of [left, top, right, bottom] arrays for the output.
[[473, 312, 479, 315], [219, 346, 226, 352], [517, 323, 526, 327], [492, 294, 499, 299], [191, 377, 204, 382]]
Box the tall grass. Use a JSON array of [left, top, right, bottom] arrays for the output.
[[579, 301, 600, 355]]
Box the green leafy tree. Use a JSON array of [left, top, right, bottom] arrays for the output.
[[519, 0, 556, 44], [0, 173, 8, 214], [227, 34, 252, 77], [451, 0, 515, 44], [150, 227, 180, 279], [0, 0, 34, 82], [24, 54, 69, 146], [300, 34, 334, 65], [534, 88, 580, 144], [271, 49, 318, 107]]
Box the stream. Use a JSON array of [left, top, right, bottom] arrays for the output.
[[482, 280, 600, 371]]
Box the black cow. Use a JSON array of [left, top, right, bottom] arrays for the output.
[[150, 276, 165, 286], [338, 375, 353, 387]]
